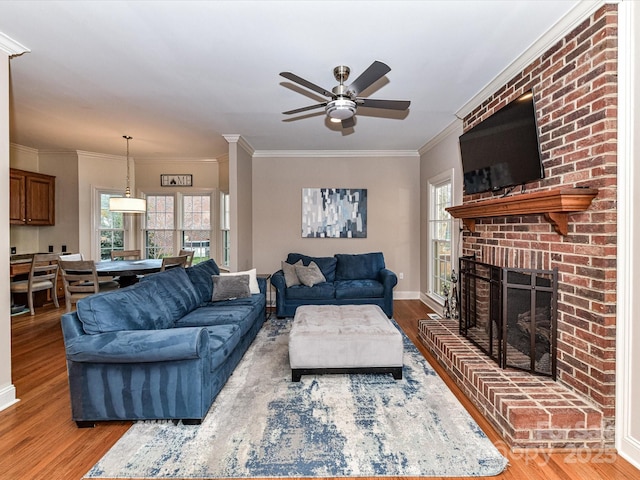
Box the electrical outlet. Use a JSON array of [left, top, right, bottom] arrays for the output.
[[399, 272, 404, 280]]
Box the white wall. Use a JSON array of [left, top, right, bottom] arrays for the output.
[[135, 158, 219, 193], [226, 136, 254, 272], [419, 120, 464, 312], [38, 151, 79, 255], [77, 150, 131, 259], [252, 152, 421, 297]]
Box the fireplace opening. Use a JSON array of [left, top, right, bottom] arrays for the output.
[[459, 256, 558, 379]]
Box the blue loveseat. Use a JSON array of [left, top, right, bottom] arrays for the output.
[[271, 252, 397, 318], [60, 259, 266, 427]]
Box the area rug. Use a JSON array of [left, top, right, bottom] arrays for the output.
[[85, 317, 508, 478]]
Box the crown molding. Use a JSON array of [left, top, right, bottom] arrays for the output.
[[456, 0, 606, 119], [222, 134, 255, 156], [135, 157, 218, 164], [252, 149, 419, 159], [36, 147, 218, 164], [10, 143, 39, 155], [0, 32, 29, 57], [418, 119, 463, 156], [76, 150, 122, 161]]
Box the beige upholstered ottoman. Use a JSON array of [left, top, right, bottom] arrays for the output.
[[289, 304, 403, 382]]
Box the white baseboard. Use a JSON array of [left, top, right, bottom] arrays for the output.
[[393, 291, 421, 300], [0, 384, 19, 412], [419, 292, 444, 314], [619, 436, 640, 471]]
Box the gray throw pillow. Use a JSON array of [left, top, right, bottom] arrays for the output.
[[211, 274, 251, 301], [282, 260, 302, 288], [294, 261, 326, 287]]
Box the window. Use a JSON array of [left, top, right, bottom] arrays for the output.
[[144, 193, 212, 263], [182, 194, 211, 264], [145, 194, 175, 258], [98, 192, 125, 260], [428, 173, 453, 302], [220, 192, 230, 268]]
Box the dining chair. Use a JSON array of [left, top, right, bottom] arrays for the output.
[[63, 252, 123, 288], [178, 249, 195, 267], [59, 253, 84, 261], [59, 259, 120, 312], [111, 249, 141, 260], [160, 255, 189, 271], [10, 253, 60, 316]]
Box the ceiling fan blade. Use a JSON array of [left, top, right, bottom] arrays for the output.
[[282, 102, 327, 115], [357, 98, 411, 110], [347, 61, 391, 96], [280, 72, 336, 99], [341, 116, 355, 129]]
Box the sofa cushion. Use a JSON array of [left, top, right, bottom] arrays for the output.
[[335, 252, 386, 281], [286, 282, 335, 300], [140, 267, 200, 320], [207, 293, 265, 309], [295, 261, 326, 287], [335, 279, 385, 299], [76, 281, 173, 334], [185, 259, 220, 304], [212, 275, 251, 302], [287, 253, 337, 282], [206, 324, 242, 372], [177, 305, 256, 336]]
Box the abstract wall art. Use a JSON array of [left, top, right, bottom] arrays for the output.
[[302, 188, 367, 238]]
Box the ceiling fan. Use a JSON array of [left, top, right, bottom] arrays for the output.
[[279, 60, 410, 129]]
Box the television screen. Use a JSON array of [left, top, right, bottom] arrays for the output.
[[459, 91, 544, 195]]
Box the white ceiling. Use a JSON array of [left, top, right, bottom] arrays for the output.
[[0, 1, 583, 160]]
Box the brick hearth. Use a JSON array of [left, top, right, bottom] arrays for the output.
[[438, 3, 618, 452], [418, 318, 611, 450]]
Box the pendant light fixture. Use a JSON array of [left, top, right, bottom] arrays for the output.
[[109, 135, 146, 213]]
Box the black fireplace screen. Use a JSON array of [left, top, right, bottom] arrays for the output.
[[459, 256, 558, 379]]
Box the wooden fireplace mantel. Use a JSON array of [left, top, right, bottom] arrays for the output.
[[446, 187, 599, 236]]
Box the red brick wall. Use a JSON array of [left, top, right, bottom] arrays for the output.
[[461, 4, 618, 430]]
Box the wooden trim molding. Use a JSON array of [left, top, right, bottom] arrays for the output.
[[446, 188, 599, 236]]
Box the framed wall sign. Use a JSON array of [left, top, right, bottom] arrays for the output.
[[161, 174, 192, 187]]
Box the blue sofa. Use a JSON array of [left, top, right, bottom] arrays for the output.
[[271, 252, 397, 318], [60, 259, 266, 427]]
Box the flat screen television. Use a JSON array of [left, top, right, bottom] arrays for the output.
[[459, 90, 544, 195]]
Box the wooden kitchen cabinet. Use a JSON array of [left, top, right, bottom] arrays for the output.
[[10, 168, 56, 226]]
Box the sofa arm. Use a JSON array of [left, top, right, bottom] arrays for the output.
[[379, 268, 398, 291], [271, 270, 285, 290], [271, 270, 288, 317], [64, 327, 209, 364], [257, 276, 267, 295], [379, 268, 398, 318]]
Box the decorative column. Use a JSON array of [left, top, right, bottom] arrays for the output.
[[0, 32, 29, 412]]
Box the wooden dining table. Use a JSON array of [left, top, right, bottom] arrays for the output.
[[95, 259, 163, 287]]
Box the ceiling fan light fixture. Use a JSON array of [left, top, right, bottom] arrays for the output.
[[325, 98, 356, 120], [281, 61, 409, 129]]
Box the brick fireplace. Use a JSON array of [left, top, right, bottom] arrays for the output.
[[419, 4, 617, 450]]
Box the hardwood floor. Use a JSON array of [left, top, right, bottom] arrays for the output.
[[1, 300, 638, 480]]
